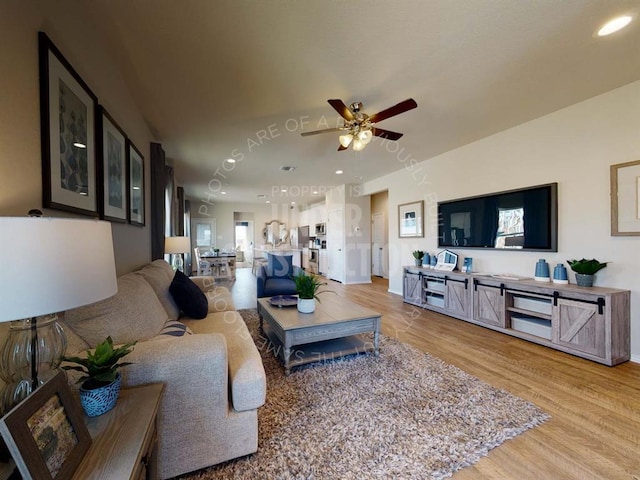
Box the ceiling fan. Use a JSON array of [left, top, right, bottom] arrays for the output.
[[301, 98, 417, 151]]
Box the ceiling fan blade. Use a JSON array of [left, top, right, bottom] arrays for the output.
[[327, 99, 354, 121], [300, 127, 344, 137], [372, 127, 403, 141], [369, 98, 417, 124], [338, 143, 348, 151]]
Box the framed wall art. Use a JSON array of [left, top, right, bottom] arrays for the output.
[[127, 141, 145, 226], [98, 106, 127, 222], [0, 372, 91, 480], [39, 31, 98, 216], [398, 200, 424, 238], [611, 159, 640, 236]]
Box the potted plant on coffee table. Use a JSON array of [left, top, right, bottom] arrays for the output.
[[293, 273, 329, 313], [63, 336, 136, 417], [567, 258, 608, 287]]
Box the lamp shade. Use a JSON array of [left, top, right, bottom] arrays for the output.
[[0, 217, 117, 322], [165, 236, 191, 254]]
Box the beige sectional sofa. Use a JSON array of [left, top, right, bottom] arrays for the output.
[[60, 260, 266, 479]]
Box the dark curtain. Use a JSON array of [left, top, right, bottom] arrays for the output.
[[522, 189, 548, 249], [177, 187, 185, 235], [184, 199, 192, 274], [150, 143, 166, 260], [480, 198, 499, 247], [165, 165, 175, 237]]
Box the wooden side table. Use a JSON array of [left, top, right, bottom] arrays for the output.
[[72, 383, 164, 480]]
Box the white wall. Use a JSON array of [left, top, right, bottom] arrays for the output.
[[362, 80, 640, 360]]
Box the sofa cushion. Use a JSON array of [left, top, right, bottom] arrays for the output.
[[136, 260, 181, 321], [266, 253, 293, 278], [63, 273, 169, 347], [170, 270, 208, 319], [182, 311, 266, 411]]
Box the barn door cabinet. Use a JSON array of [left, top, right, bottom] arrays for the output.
[[402, 266, 630, 366]]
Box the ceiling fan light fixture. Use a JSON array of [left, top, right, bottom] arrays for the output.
[[352, 138, 366, 151], [339, 134, 354, 148], [358, 129, 373, 144]]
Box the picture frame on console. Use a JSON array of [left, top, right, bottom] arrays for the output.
[[398, 200, 424, 238], [39, 31, 99, 217], [610, 159, 640, 236], [127, 140, 145, 226], [97, 106, 127, 223], [0, 372, 92, 480]]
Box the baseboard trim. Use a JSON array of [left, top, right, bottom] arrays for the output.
[[630, 354, 639, 364]]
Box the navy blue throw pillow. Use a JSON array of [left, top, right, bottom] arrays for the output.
[[169, 270, 208, 319]]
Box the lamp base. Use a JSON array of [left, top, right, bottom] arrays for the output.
[[0, 315, 67, 414], [171, 254, 184, 272]]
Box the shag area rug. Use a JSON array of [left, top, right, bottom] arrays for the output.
[[187, 309, 549, 480]]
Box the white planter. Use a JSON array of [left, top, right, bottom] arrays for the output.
[[297, 298, 315, 313]]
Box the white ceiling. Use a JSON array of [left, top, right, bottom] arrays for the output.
[[84, 0, 640, 206]]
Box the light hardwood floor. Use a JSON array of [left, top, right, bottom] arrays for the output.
[[225, 268, 640, 480]]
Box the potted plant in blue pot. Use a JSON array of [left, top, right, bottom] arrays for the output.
[[412, 250, 424, 266], [63, 336, 136, 417]]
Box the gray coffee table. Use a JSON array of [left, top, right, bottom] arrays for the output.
[[257, 295, 381, 375]]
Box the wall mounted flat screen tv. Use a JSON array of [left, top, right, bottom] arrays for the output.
[[437, 183, 558, 251]]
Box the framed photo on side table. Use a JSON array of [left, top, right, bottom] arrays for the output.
[[39, 31, 98, 216], [0, 372, 91, 480], [398, 200, 424, 238], [127, 141, 145, 226], [98, 106, 127, 222], [611, 159, 640, 235]]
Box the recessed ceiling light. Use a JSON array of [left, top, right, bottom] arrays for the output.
[[73, 142, 86, 149], [226, 158, 236, 163], [266, 200, 271, 204], [291, 201, 296, 205], [312, 190, 319, 195], [221, 191, 227, 195], [336, 170, 343, 175], [281, 188, 288, 192], [597, 15, 633, 36]]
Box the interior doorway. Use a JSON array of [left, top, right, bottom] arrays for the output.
[[371, 191, 389, 279], [235, 220, 254, 264]]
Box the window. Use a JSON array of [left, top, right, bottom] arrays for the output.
[[495, 207, 524, 248]]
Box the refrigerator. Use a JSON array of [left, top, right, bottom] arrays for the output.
[[290, 225, 310, 248]]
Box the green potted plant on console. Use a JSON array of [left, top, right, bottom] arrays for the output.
[[293, 273, 329, 313], [412, 250, 425, 266], [63, 336, 136, 417], [567, 258, 607, 287]]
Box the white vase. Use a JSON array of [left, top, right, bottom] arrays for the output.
[[297, 298, 315, 313]]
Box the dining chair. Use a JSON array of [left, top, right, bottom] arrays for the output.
[[193, 247, 212, 276]]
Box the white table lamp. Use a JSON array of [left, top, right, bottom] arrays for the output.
[[0, 216, 117, 413], [165, 236, 191, 272]]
